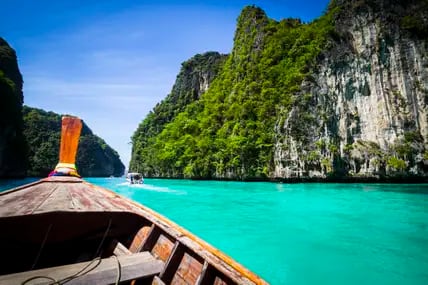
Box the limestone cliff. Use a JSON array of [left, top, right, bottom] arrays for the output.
[[130, 52, 227, 173], [23, 106, 125, 177], [0, 37, 125, 178], [274, 0, 428, 179], [0, 38, 27, 177], [130, 1, 428, 181]]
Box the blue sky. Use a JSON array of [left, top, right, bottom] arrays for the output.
[[1, 0, 330, 169]]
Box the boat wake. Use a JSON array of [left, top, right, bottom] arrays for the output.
[[116, 182, 185, 194]]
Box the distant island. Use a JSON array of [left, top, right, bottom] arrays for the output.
[[22, 106, 125, 177], [130, 0, 428, 182], [0, 38, 124, 178]]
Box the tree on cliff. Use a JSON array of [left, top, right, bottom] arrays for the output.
[[130, 1, 428, 181], [23, 106, 125, 177], [0, 37, 28, 177]]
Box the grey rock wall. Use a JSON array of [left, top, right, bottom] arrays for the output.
[[274, 1, 428, 179]]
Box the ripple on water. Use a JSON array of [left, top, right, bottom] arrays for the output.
[[2, 178, 427, 285]]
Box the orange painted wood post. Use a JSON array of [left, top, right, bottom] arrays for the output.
[[50, 116, 82, 177]]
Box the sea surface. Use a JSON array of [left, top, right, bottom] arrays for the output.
[[1, 178, 428, 285]]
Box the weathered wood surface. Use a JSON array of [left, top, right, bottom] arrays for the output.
[[0, 114, 268, 284], [171, 252, 204, 285], [129, 225, 152, 253], [0, 252, 163, 285], [0, 177, 136, 216], [152, 276, 166, 285], [110, 239, 132, 256], [0, 177, 268, 285], [151, 234, 175, 262], [0, 180, 58, 216]]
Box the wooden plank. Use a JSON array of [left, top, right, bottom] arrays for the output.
[[197, 261, 235, 285], [69, 183, 117, 211], [152, 276, 166, 285], [170, 252, 203, 285], [0, 180, 43, 196], [151, 234, 175, 262], [196, 261, 215, 285], [0, 252, 164, 285], [0, 177, 267, 284], [33, 185, 75, 213], [213, 276, 231, 285], [129, 226, 153, 253], [177, 236, 251, 285], [0, 183, 58, 216], [141, 225, 161, 252], [159, 242, 185, 284], [109, 239, 132, 256]]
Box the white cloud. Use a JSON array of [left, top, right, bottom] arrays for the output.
[[20, 4, 236, 168]]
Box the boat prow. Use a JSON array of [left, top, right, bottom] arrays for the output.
[[0, 116, 267, 285]]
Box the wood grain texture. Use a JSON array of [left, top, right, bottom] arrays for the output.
[[129, 226, 152, 253], [0, 252, 163, 285], [196, 262, 213, 285], [0, 182, 57, 216], [151, 234, 175, 262], [171, 252, 203, 285], [0, 177, 142, 215], [214, 277, 230, 285], [58, 116, 82, 165], [0, 177, 268, 285], [109, 240, 132, 256], [152, 276, 167, 285], [0, 111, 268, 284]]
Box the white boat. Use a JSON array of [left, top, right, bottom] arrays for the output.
[[127, 172, 144, 184]]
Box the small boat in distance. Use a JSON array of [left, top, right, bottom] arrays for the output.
[[0, 116, 267, 285], [127, 172, 144, 184]]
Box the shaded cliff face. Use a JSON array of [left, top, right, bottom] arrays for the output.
[[0, 38, 27, 177], [77, 123, 125, 177], [274, 0, 428, 179], [130, 52, 227, 173], [170, 52, 227, 110], [23, 106, 125, 177]]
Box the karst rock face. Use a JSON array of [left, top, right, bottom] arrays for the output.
[[273, 0, 428, 179], [0, 37, 27, 177], [130, 1, 428, 181], [129, 52, 227, 174], [0, 37, 125, 178]]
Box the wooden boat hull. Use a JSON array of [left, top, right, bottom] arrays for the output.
[[0, 176, 268, 285]]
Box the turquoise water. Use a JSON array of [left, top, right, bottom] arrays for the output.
[[1, 178, 428, 285]]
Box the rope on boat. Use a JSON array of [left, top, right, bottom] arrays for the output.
[[21, 275, 58, 284], [21, 255, 122, 285], [31, 223, 52, 270], [48, 163, 80, 178], [21, 218, 122, 285], [58, 257, 102, 284], [93, 218, 112, 259]]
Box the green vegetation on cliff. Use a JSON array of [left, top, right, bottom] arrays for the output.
[[0, 38, 27, 177], [23, 106, 125, 177], [130, 6, 338, 179], [0, 37, 125, 178], [131, 0, 428, 181], [130, 52, 227, 172]]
